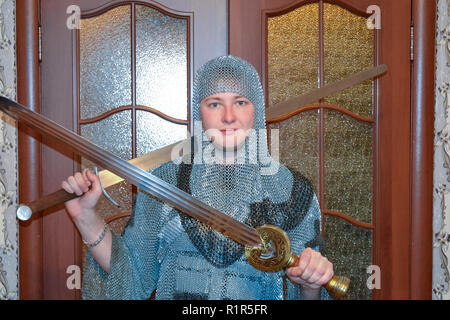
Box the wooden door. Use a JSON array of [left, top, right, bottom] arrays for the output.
[[17, 0, 434, 300], [20, 0, 227, 299], [229, 0, 434, 299]]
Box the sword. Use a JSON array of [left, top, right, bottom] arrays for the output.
[[0, 96, 350, 299], [18, 64, 387, 217]]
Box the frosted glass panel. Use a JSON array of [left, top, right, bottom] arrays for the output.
[[136, 5, 188, 120], [136, 111, 187, 157], [80, 111, 132, 160], [324, 215, 372, 300], [323, 3, 374, 117], [80, 6, 132, 119], [324, 110, 373, 223], [268, 111, 319, 192], [267, 3, 319, 107], [266, 3, 375, 300]]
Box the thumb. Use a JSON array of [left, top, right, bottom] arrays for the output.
[[85, 169, 102, 194]]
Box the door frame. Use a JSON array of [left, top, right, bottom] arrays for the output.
[[228, 0, 435, 299]]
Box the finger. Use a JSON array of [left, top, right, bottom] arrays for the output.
[[82, 168, 92, 187], [67, 175, 83, 196], [300, 250, 324, 282], [317, 268, 334, 287], [306, 259, 327, 284], [286, 265, 303, 278], [297, 248, 313, 279], [61, 180, 74, 194], [74, 172, 89, 193]]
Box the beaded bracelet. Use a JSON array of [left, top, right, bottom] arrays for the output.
[[83, 221, 109, 248]]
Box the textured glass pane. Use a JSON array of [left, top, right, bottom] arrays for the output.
[[268, 111, 319, 192], [80, 111, 132, 161], [95, 179, 132, 235], [324, 215, 372, 300], [323, 3, 374, 117], [324, 110, 373, 223], [267, 4, 319, 107], [136, 5, 187, 120], [80, 6, 132, 119], [136, 111, 187, 157]]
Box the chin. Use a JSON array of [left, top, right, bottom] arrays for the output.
[[214, 139, 247, 153], [205, 130, 249, 153]]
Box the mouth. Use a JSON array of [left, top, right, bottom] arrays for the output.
[[220, 129, 238, 136]]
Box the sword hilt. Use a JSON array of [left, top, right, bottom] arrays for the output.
[[16, 167, 120, 221], [285, 252, 350, 300], [245, 224, 350, 299], [16, 188, 80, 221]]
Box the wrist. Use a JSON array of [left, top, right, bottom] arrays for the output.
[[83, 220, 109, 248], [72, 208, 97, 225], [301, 285, 321, 300], [72, 210, 105, 242]]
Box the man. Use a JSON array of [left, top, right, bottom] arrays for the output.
[[62, 55, 333, 300]]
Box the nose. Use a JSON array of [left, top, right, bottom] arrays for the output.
[[222, 103, 236, 125]]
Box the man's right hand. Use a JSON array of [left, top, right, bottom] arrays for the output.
[[61, 168, 102, 221]]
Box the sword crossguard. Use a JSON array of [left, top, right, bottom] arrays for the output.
[[245, 224, 350, 299], [93, 166, 120, 209]]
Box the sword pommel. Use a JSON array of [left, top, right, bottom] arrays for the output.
[[16, 205, 32, 221]]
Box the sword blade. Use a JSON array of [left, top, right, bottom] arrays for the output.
[[17, 65, 388, 215], [0, 97, 261, 247]]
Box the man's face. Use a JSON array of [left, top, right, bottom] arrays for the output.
[[200, 92, 255, 152]]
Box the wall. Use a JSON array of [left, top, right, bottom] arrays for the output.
[[0, 0, 448, 300], [433, 0, 450, 300], [0, 0, 17, 300]]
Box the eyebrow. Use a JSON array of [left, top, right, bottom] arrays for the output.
[[203, 95, 248, 103], [203, 97, 222, 103]]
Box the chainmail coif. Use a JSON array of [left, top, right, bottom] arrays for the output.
[[82, 55, 330, 300]]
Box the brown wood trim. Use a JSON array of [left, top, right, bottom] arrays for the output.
[[264, 0, 371, 19], [374, 0, 412, 299], [79, 105, 189, 126], [75, 28, 81, 135], [371, 19, 381, 300], [267, 103, 375, 124], [323, 210, 374, 230], [80, 0, 192, 20], [186, 11, 192, 135], [318, 0, 325, 236], [16, 0, 43, 300], [131, 3, 137, 160], [105, 210, 132, 224], [410, 0, 435, 300]]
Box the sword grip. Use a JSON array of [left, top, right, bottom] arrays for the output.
[[16, 188, 80, 221], [286, 253, 350, 300]]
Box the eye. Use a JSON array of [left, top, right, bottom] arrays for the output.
[[236, 100, 248, 106], [208, 102, 220, 108]]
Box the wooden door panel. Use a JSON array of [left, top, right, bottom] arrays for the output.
[[229, 0, 412, 299], [27, 0, 228, 299]]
